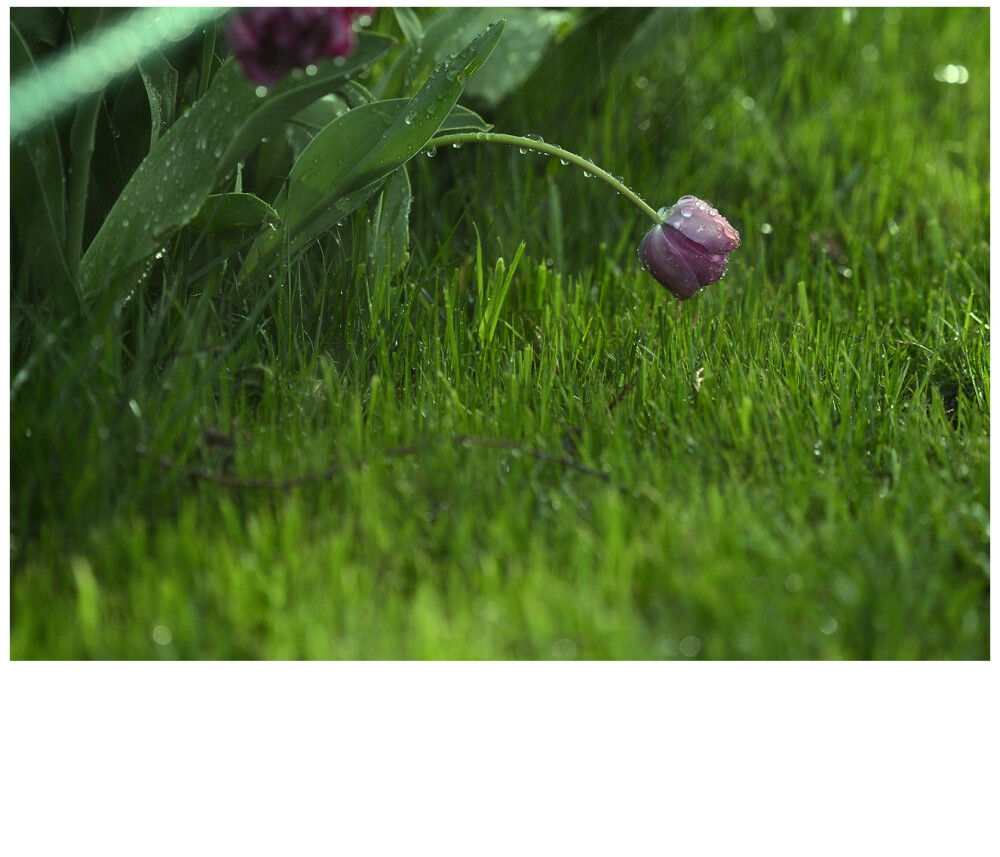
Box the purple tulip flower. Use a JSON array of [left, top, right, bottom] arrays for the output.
[[638, 195, 741, 300], [227, 7, 377, 87]]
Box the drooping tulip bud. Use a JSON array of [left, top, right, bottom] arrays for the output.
[[227, 8, 378, 87], [638, 195, 741, 300]]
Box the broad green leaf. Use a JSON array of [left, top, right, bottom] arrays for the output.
[[294, 98, 491, 136], [393, 8, 424, 50], [430, 103, 493, 135], [463, 10, 573, 107], [66, 91, 102, 284], [508, 8, 649, 131], [370, 8, 424, 100], [188, 193, 280, 235], [367, 167, 412, 279], [79, 32, 394, 299], [340, 80, 377, 108], [291, 94, 352, 132], [242, 20, 505, 279], [418, 8, 572, 107]]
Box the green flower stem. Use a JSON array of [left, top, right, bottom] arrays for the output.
[[428, 131, 662, 224]]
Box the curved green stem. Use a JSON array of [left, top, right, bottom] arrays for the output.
[[428, 131, 662, 223]]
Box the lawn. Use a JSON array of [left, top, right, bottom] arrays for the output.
[[9, 7, 989, 659]]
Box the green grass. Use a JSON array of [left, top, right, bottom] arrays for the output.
[[10, 7, 989, 659]]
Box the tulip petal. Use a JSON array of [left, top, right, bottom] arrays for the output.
[[639, 195, 739, 299], [227, 7, 377, 86], [661, 195, 740, 254]]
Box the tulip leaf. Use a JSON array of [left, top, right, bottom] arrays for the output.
[[393, 8, 424, 51], [417, 8, 572, 107], [369, 8, 423, 100], [290, 94, 352, 132], [136, 49, 178, 149], [367, 167, 412, 279], [188, 193, 280, 235], [78, 32, 394, 300], [241, 19, 505, 280], [293, 97, 491, 137]]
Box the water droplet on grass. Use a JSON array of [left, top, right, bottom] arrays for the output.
[[785, 573, 803, 592], [679, 636, 701, 657], [552, 638, 577, 659], [934, 64, 969, 84]]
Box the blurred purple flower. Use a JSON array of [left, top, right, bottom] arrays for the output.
[[227, 7, 377, 87], [638, 195, 741, 300]]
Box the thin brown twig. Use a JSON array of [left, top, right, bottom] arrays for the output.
[[607, 371, 639, 414]]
